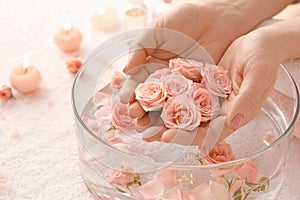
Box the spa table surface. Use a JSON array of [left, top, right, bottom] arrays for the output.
[[0, 0, 300, 199]]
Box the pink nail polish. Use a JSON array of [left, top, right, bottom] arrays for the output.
[[232, 113, 243, 130]]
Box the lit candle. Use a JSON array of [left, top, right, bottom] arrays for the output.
[[54, 20, 82, 52], [90, 5, 119, 31], [9, 55, 42, 94]]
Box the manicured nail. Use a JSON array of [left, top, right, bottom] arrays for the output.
[[123, 65, 129, 73], [232, 113, 243, 130]]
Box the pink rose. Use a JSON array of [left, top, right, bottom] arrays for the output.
[[111, 100, 135, 131], [201, 64, 232, 98], [169, 58, 203, 82], [107, 165, 135, 186], [135, 82, 167, 111], [205, 141, 235, 164], [66, 56, 83, 75], [162, 71, 192, 97], [201, 141, 235, 178], [147, 68, 171, 81], [0, 85, 12, 101], [235, 160, 260, 183], [161, 96, 201, 131], [110, 71, 126, 92], [191, 83, 220, 122]]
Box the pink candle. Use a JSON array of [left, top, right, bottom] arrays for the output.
[[9, 55, 42, 94], [54, 20, 82, 52]]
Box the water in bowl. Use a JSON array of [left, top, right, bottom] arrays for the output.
[[76, 87, 289, 200]]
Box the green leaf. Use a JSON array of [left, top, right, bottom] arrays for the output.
[[198, 158, 203, 165], [107, 124, 117, 132], [116, 187, 127, 193], [255, 177, 270, 192], [232, 187, 243, 200], [225, 177, 232, 192], [247, 176, 270, 194], [245, 182, 257, 187]]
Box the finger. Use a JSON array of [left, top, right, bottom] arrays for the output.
[[125, 27, 214, 73], [135, 113, 152, 132], [160, 118, 234, 148], [202, 115, 233, 147], [118, 76, 139, 104], [161, 128, 199, 146], [119, 63, 167, 104], [124, 27, 165, 73], [143, 126, 167, 142], [227, 67, 276, 130], [129, 101, 146, 119], [146, 56, 169, 67], [135, 111, 162, 132], [124, 49, 149, 73], [125, 49, 173, 74]]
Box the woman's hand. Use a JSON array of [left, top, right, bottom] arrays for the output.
[[118, 1, 294, 148], [123, 2, 246, 73], [123, 0, 292, 74], [219, 17, 300, 130]]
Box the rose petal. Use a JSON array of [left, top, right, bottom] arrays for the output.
[[187, 183, 213, 200], [138, 179, 165, 199], [235, 160, 260, 183], [263, 134, 278, 145], [209, 181, 230, 200], [156, 169, 178, 187]]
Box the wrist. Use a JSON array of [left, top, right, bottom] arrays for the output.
[[206, 0, 293, 37], [257, 18, 300, 63]]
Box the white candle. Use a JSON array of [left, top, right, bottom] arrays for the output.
[[90, 5, 119, 31], [124, 0, 148, 30]]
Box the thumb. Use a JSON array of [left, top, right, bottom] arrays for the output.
[[227, 67, 276, 130]]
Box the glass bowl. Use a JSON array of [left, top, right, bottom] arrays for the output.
[[71, 29, 299, 200]]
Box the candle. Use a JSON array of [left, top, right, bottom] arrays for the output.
[[90, 5, 119, 31], [124, 0, 148, 30], [9, 55, 42, 94], [54, 20, 82, 52], [152, 0, 174, 19]]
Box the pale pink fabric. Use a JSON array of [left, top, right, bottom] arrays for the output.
[[0, 5, 299, 200]]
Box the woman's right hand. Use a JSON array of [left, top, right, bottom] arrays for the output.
[[219, 17, 300, 131]]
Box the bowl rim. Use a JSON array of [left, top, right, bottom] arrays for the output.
[[71, 30, 300, 169]]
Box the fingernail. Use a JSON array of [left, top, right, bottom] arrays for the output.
[[123, 65, 129, 73], [231, 113, 243, 130]]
